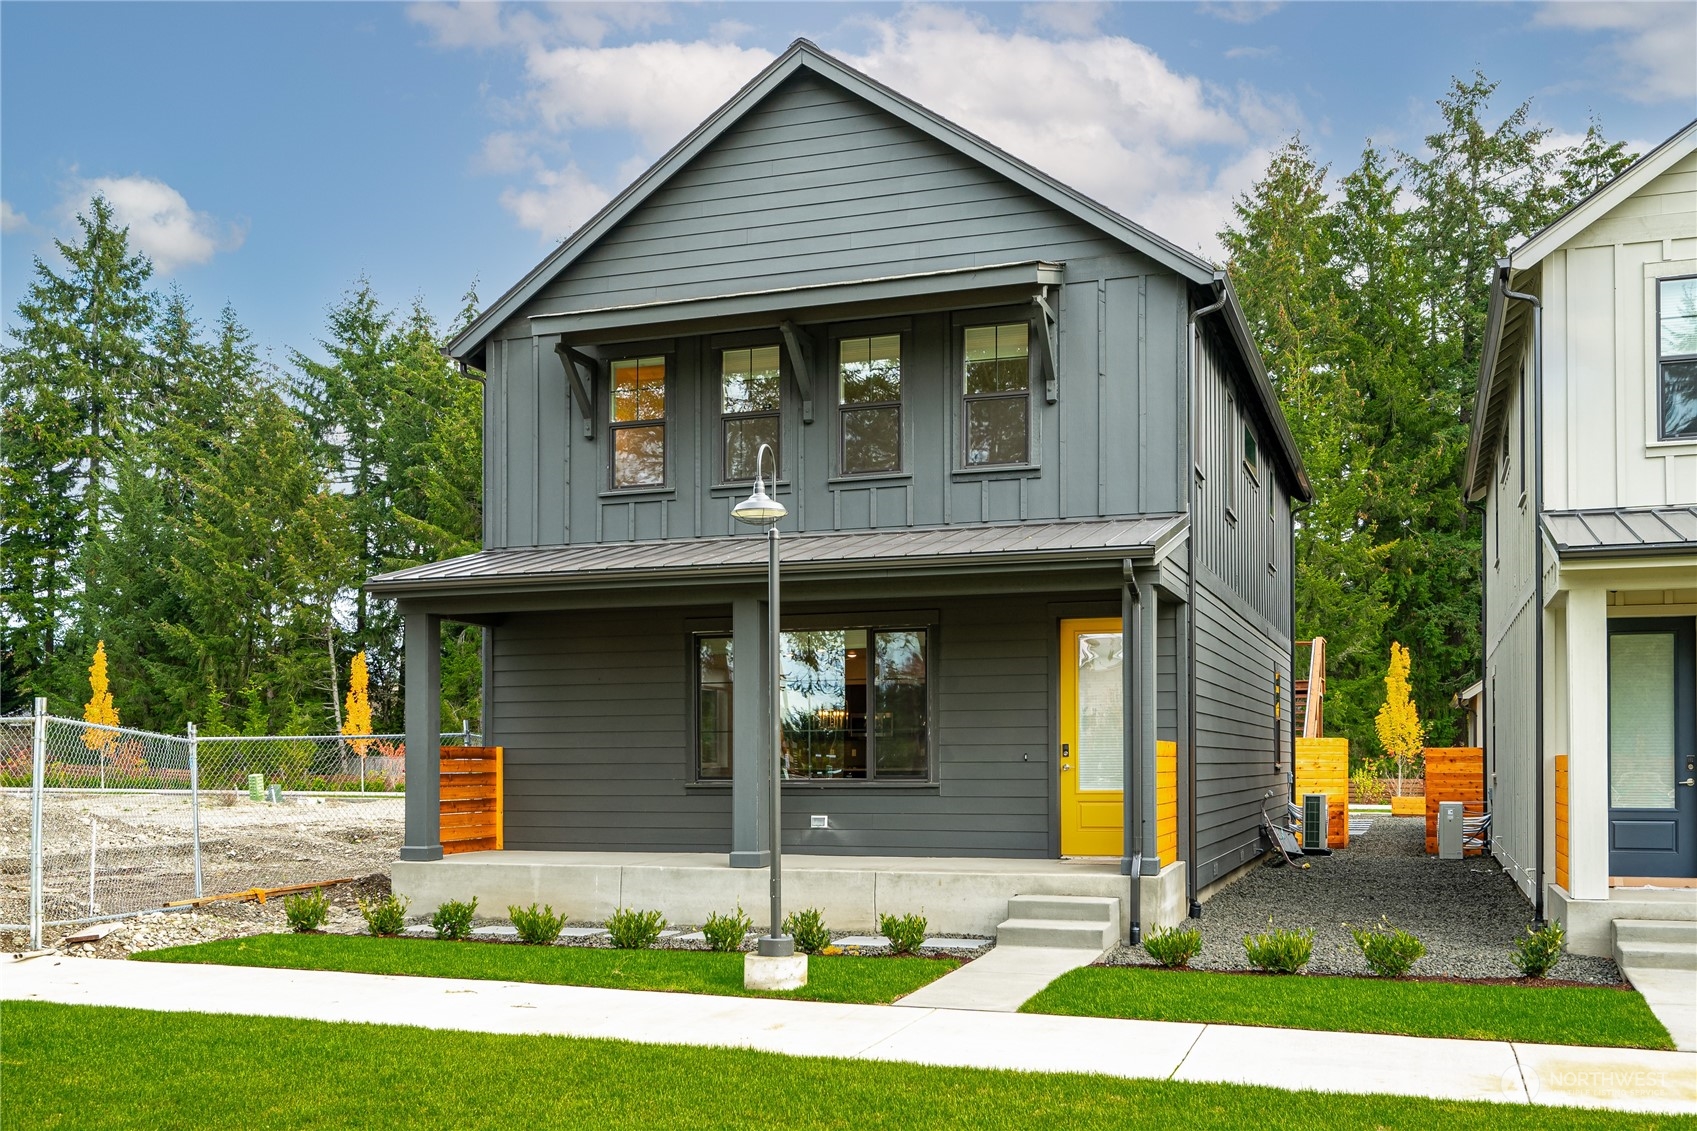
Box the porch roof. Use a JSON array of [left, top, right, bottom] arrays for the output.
[[367, 514, 1186, 598], [1543, 506, 1697, 557]]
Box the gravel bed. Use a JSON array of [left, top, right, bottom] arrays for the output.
[[1101, 817, 1621, 985]]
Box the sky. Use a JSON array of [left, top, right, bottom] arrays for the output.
[[3, 1, 1694, 365]]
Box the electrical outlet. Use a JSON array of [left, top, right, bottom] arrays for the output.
[[810, 814, 828, 829]]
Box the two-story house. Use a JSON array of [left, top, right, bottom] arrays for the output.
[[1467, 120, 1697, 957], [371, 41, 1311, 942]]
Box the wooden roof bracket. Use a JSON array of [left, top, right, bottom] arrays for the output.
[[554, 340, 599, 439], [1033, 287, 1058, 403], [778, 318, 815, 423]]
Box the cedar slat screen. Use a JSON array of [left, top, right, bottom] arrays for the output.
[[1424, 747, 1485, 855], [441, 746, 503, 854], [1295, 736, 1350, 848]]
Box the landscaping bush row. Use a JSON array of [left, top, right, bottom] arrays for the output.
[[285, 890, 933, 956], [1140, 918, 1566, 979]]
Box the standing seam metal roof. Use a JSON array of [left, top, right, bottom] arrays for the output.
[[367, 515, 1187, 594], [1541, 506, 1697, 555]]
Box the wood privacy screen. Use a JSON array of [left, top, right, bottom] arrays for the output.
[[1295, 736, 1350, 848], [1156, 740, 1178, 866], [1555, 754, 1570, 890], [1424, 747, 1484, 855], [441, 746, 503, 854]]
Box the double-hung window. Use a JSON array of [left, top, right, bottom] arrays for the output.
[[610, 356, 666, 488], [838, 334, 902, 475], [720, 345, 781, 481], [694, 626, 931, 781], [962, 323, 1030, 466], [1658, 276, 1697, 440]]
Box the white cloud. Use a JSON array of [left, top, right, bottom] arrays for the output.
[[1021, 2, 1110, 37], [408, 2, 672, 50], [0, 199, 29, 233], [498, 163, 614, 243], [1197, 2, 1283, 24], [1534, 2, 1697, 105], [60, 176, 245, 272], [1225, 44, 1278, 59]]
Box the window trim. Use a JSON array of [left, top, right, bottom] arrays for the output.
[[1224, 392, 1240, 523], [690, 621, 937, 785], [833, 327, 908, 479], [958, 319, 1036, 469], [1656, 273, 1697, 442], [1242, 423, 1260, 485], [715, 341, 786, 485], [605, 350, 672, 491]]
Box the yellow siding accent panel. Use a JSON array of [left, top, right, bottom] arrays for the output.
[[1156, 739, 1178, 866], [1555, 754, 1569, 891]]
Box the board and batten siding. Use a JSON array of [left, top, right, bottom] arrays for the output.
[[1540, 148, 1697, 510], [478, 70, 1192, 551]]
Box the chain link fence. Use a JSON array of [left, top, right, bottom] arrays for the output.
[[1, 701, 477, 948]]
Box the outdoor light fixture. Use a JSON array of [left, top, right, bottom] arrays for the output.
[[732, 444, 801, 983]]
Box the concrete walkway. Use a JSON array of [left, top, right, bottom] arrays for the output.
[[895, 945, 1096, 1011], [4, 956, 1694, 1115], [1620, 964, 1697, 1053]]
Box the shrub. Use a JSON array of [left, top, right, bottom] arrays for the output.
[[508, 903, 566, 946], [702, 905, 753, 953], [1350, 917, 1426, 977], [283, 888, 330, 933], [1350, 765, 1389, 805], [1142, 924, 1202, 968], [879, 912, 927, 956], [607, 907, 666, 949], [359, 893, 409, 937], [783, 907, 831, 955], [1243, 924, 1314, 973], [431, 898, 478, 941], [1512, 920, 1565, 978]]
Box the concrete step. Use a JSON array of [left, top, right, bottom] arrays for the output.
[[1005, 894, 1120, 924], [1615, 939, 1697, 973], [1614, 919, 1697, 947], [995, 916, 1115, 951]]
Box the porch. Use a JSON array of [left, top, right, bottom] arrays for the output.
[[392, 850, 1186, 943]]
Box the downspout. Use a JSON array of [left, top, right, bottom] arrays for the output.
[[1499, 265, 1546, 925], [1288, 497, 1311, 800], [455, 359, 486, 386], [1185, 277, 1228, 919], [1123, 573, 1143, 944]]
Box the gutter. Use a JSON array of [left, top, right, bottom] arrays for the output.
[[1499, 263, 1547, 925], [1186, 279, 1229, 918]]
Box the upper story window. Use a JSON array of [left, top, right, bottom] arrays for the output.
[[1243, 424, 1259, 482], [720, 345, 781, 481], [838, 334, 902, 475], [1658, 276, 1697, 440], [962, 323, 1030, 466], [610, 356, 667, 489]]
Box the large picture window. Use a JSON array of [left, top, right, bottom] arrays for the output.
[[610, 356, 666, 488], [694, 626, 930, 781], [838, 334, 902, 475], [962, 323, 1030, 466], [721, 345, 781, 481], [1658, 276, 1697, 440]]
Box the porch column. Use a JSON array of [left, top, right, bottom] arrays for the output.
[[400, 608, 443, 861], [1563, 585, 1609, 900], [1122, 564, 1159, 879], [729, 595, 771, 868]]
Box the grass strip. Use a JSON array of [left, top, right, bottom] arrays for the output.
[[6, 1001, 1680, 1131], [134, 932, 953, 1004], [1021, 965, 1675, 1050]]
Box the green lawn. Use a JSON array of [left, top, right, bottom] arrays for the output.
[[134, 932, 953, 1005], [7, 1002, 1682, 1131], [1021, 965, 1675, 1050]]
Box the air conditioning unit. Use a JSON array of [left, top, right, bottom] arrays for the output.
[[1303, 793, 1328, 850]]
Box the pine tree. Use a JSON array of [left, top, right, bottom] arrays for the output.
[[1375, 642, 1425, 796]]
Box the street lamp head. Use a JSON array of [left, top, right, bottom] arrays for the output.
[[731, 443, 787, 525]]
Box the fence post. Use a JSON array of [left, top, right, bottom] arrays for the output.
[[462, 719, 471, 746], [188, 721, 203, 899], [29, 696, 46, 950]]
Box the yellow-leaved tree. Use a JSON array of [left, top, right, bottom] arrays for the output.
[[341, 650, 373, 756], [1374, 641, 1424, 797], [82, 640, 120, 753]]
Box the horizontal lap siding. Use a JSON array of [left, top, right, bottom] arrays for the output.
[[490, 597, 1060, 857]]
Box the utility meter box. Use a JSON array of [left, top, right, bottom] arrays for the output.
[[1438, 801, 1465, 860]]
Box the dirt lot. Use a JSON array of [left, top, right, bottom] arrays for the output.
[[0, 788, 402, 932]]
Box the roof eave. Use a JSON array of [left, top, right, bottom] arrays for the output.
[[1212, 273, 1313, 502], [1463, 262, 1512, 501]]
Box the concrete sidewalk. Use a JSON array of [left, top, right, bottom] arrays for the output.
[[4, 956, 1693, 1116]]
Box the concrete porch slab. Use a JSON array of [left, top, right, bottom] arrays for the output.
[[1548, 885, 1697, 957]]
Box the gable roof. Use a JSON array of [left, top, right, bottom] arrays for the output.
[[448, 39, 1215, 366], [1464, 120, 1697, 499]]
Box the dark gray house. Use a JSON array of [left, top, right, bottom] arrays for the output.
[[373, 41, 1310, 941]]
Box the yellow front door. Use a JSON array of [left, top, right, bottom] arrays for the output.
[[1059, 617, 1124, 856]]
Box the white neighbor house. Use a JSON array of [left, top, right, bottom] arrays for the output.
[[1467, 120, 1697, 957]]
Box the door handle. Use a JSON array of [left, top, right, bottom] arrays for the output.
[[1061, 743, 1071, 771], [1681, 778, 1696, 787]]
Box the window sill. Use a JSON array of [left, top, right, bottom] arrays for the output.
[[599, 486, 677, 501], [1646, 437, 1697, 450], [952, 463, 1042, 479], [828, 471, 913, 486], [1224, 507, 1238, 527]]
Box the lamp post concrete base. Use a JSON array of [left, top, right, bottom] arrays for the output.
[[744, 952, 808, 990]]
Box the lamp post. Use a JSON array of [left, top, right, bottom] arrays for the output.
[[731, 444, 801, 985]]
